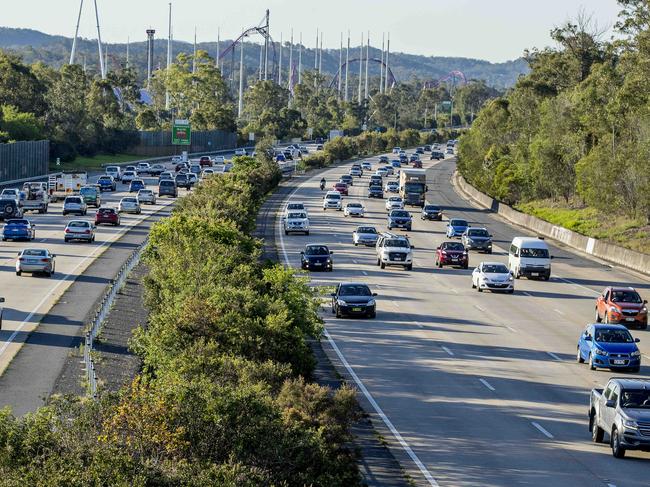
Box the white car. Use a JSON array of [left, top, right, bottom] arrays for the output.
[[234, 148, 247, 156], [362, 162, 372, 171], [349, 168, 363, 177], [344, 202, 365, 217], [121, 170, 137, 184], [187, 173, 199, 185], [105, 166, 122, 181], [137, 162, 151, 174], [118, 197, 141, 214], [472, 262, 515, 293], [213, 156, 226, 164], [384, 165, 394, 175], [385, 181, 399, 193], [353, 226, 379, 246], [385, 196, 404, 211], [392, 147, 401, 154], [323, 191, 342, 211], [16, 248, 55, 277], [137, 189, 157, 205], [64, 219, 95, 243], [376, 168, 388, 177], [171, 156, 183, 163], [285, 201, 308, 217], [284, 211, 310, 235], [201, 169, 215, 178], [1, 188, 23, 202]]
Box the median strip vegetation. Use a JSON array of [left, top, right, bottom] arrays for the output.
[[0, 151, 362, 485]]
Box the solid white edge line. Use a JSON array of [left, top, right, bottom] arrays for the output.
[[479, 378, 495, 391], [474, 304, 485, 312], [280, 170, 440, 487], [531, 421, 554, 439], [554, 308, 565, 316], [325, 329, 440, 487], [441, 346, 454, 356], [546, 352, 562, 361]]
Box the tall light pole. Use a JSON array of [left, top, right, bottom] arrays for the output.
[[298, 32, 302, 84], [380, 32, 385, 94], [344, 31, 349, 102], [166, 3, 172, 110], [357, 32, 363, 104], [364, 32, 369, 99], [93, 0, 106, 79], [126, 36, 130, 68], [288, 29, 293, 91], [263, 9, 269, 80], [258, 43, 263, 80], [338, 32, 342, 98], [216, 27, 220, 70], [278, 33, 283, 85], [238, 35, 245, 117], [192, 27, 197, 73], [146, 29, 155, 87], [319, 32, 323, 75], [70, 0, 84, 65], [384, 33, 390, 93]]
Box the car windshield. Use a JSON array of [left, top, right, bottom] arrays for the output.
[[483, 264, 509, 274], [288, 212, 306, 219], [160, 181, 174, 186], [66, 198, 81, 204], [405, 183, 424, 193], [23, 249, 46, 256], [98, 176, 111, 181], [139, 190, 152, 195], [6, 219, 28, 225], [123, 198, 137, 203], [385, 239, 409, 248], [611, 290, 643, 303], [388, 182, 398, 187], [356, 227, 377, 234], [392, 211, 409, 217], [327, 194, 341, 200], [305, 246, 329, 255], [68, 221, 89, 228], [348, 203, 362, 208], [287, 204, 304, 210], [468, 229, 489, 237], [621, 390, 650, 408], [443, 242, 465, 251], [520, 247, 550, 258], [424, 206, 440, 211], [340, 285, 371, 296], [595, 328, 634, 343], [450, 219, 468, 227], [124, 171, 135, 176]]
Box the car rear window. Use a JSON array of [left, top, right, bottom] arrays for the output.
[[160, 181, 175, 186], [23, 249, 46, 256], [6, 219, 28, 225], [450, 219, 468, 227], [357, 227, 376, 234], [68, 221, 90, 228], [66, 197, 82, 204]]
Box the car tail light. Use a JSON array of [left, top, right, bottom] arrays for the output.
[[41, 258, 50, 262], [65, 228, 71, 233], [84, 229, 91, 234], [19, 257, 25, 261]]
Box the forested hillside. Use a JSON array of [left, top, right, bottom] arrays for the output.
[[458, 1, 650, 251]]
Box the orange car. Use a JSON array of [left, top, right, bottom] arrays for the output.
[[595, 287, 648, 329]]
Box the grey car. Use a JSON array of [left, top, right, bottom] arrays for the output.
[[353, 226, 379, 246], [158, 180, 178, 197], [462, 227, 493, 253], [16, 248, 56, 277], [137, 189, 157, 205], [62, 196, 87, 216], [64, 220, 95, 243]]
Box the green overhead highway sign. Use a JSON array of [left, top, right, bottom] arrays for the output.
[[172, 119, 191, 145]]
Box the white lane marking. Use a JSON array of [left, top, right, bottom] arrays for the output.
[[644, 354, 650, 361], [608, 484, 617, 487], [352, 259, 358, 264], [546, 352, 562, 361], [552, 275, 599, 296], [416, 322, 424, 329], [531, 422, 554, 439], [479, 378, 495, 391], [554, 309, 565, 316], [324, 330, 440, 487], [523, 291, 532, 297], [474, 304, 485, 312], [39, 238, 47, 242], [449, 287, 458, 294], [362, 271, 368, 276], [505, 325, 518, 333], [393, 301, 400, 308], [280, 170, 440, 487], [441, 346, 454, 356]]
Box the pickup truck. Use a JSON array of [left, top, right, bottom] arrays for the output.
[[21, 182, 49, 213], [590, 378, 650, 458]]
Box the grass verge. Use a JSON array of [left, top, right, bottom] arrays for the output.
[[50, 153, 144, 172]]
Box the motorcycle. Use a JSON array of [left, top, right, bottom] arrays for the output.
[[320, 180, 326, 191]]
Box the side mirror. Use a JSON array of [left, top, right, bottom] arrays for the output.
[[330, 251, 334, 254], [489, 234, 493, 237], [605, 399, 616, 408], [0, 297, 4, 303], [300, 251, 304, 254], [585, 335, 592, 341], [550, 256, 555, 259], [372, 292, 378, 296], [635, 338, 640, 343], [330, 293, 336, 297], [411, 244, 416, 249], [436, 246, 441, 250], [644, 300, 648, 304]]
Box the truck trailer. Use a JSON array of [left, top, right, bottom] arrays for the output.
[[399, 169, 427, 207]]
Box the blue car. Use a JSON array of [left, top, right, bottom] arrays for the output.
[[2, 219, 35, 241], [391, 160, 402, 168], [276, 154, 286, 162], [446, 218, 469, 238], [577, 324, 641, 372], [129, 179, 146, 193]]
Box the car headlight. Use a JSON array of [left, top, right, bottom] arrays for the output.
[[642, 307, 648, 313], [326, 258, 332, 263], [623, 419, 638, 428], [367, 299, 375, 306], [594, 347, 608, 356], [338, 300, 347, 305], [508, 276, 514, 281], [632, 350, 641, 357]]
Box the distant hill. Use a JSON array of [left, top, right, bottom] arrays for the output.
[[0, 26, 528, 88]]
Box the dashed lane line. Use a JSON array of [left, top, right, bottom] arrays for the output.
[[479, 378, 495, 391], [441, 346, 454, 356], [546, 352, 562, 361], [531, 422, 554, 439]]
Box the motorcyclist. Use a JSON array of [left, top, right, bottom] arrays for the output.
[[320, 177, 326, 190]]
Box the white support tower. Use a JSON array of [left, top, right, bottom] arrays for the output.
[[380, 33, 385, 94], [364, 32, 369, 99], [192, 27, 197, 73], [344, 31, 349, 102], [298, 33, 302, 85], [288, 29, 293, 92], [238, 36, 245, 117], [216, 28, 220, 69], [94, 0, 106, 78], [338, 32, 342, 98], [319, 32, 323, 75], [278, 33, 283, 85], [166, 3, 172, 109], [384, 33, 390, 93], [357, 32, 363, 104], [70, 0, 84, 65]]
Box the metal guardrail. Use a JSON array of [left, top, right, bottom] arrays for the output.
[[83, 239, 148, 397]]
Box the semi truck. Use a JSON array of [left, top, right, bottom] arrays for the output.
[[399, 169, 427, 207], [48, 171, 88, 202]]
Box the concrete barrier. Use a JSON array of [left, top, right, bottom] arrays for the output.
[[454, 171, 650, 276]]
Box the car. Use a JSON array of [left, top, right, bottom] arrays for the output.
[[97, 175, 116, 192], [158, 179, 178, 198], [121, 170, 137, 183], [344, 202, 365, 217], [589, 378, 650, 458], [159, 171, 174, 181], [432, 144, 441, 151], [301, 244, 333, 271], [2, 219, 35, 241], [171, 156, 183, 163], [189, 164, 202, 176], [137, 189, 157, 205], [435, 241, 469, 269], [284, 210, 310, 235], [472, 262, 514, 293], [285, 201, 308, 216], [333, 182, 349, 196], [175, 162, 188, 172], [368, 185, 384, 199], [578, 324, 641, 372], [375, 168, 388, 178], [385, 196, 404, 211], [199, 156, 213, 167], [234, 148, 247, 156], [424, 145, 432, 152], [299, 145, 309, 154], [385, 181, 399, 193], [276, 153, 286, 162], [383, 165, 394, 175], [79, 186, 101, 208], [387, 209, 412, 231], [412, 159, 423, 168], [340, 175, 354, 186], [331, 282, 377, 318], [201, 169, 215, 179], [446, 218, 469, 238], [95, 207, 120, 226], [105, 166, 122, 181], [421, 204, 442, 221], [149, 164, 166, 176], [0, 199, 23, 220], [316, 144, 324, 150], [283, 150, 293, 160], [129, 179, 146, 193], [213, 156, 226, 164], [118, 197, 141, 214], [409, 155, 420, 163], [430, 151, 444, 160], [391, 160, 402, 168], [508, 236, 552, 280], [15, 248, 55, 277], [596, 287, 648, 329], [392, 147, 401, 154], [64, 219, 95, 243], [398, 150, 407, 157], [125, 165, 137, 173], [349, 167, 363, 177], [1, 188, 24, 203], [136, 162, 151, 174], [369, 175, 383, 187], [187, 173, 199, 186], [353, 226, 379, 246], [446, 147, 454, 154], [462, 227, 493, 253], [362, 161, 372, 171], [399, 155, 408, 164], [63, 196, 87, 216], [323, 191, 343, 210], [376, 232, 413, 270], [379, 155, 389, 163], [415, 147, 425, 154], [175, 173, 193, 190]]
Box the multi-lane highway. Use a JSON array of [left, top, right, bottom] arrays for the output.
[[275, 153, 650, 486]]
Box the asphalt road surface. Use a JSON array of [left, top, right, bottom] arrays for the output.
[[275, 152, 650, 487]]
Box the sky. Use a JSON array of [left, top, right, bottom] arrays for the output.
[[3, 0, 623, 63]]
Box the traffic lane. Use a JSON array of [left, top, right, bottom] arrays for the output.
[[282, 155, 650, 484]]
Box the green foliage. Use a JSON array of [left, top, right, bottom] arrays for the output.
[[0, 105, 44, 141]]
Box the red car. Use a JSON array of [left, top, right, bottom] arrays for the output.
[[95, 207, 120, 226], [596, 286, 648, 329], [412, 160, 423, 169], [435, 241, 469, 269], [333, 182, 349, 196], [175, 162, 188, 172], [199, 156, 212, 167]]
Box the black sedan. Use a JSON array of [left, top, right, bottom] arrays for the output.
[[421, 204, 443, 221], [300, 244, 333, 271], [331, 282, 377, 319], [368, 185, 384, 199]]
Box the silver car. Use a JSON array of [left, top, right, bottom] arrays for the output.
[[353, 226, 379, 246], [62, 196, 87, 216], [118, 197, 141, 214], [137, 189, 157, 205], [344, 202, 365, 217], [16, 248, 56, 277], [64, 220, 95, 243]]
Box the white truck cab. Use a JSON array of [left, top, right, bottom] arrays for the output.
[[508, 236, 553, 280]]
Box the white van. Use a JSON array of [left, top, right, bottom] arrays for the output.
[[508, 236, 553, 280]]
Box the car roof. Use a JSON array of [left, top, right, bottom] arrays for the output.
[[609, 286, 638, 292], [480, 261, 507, 267], [512, 236, 549, 248], [338, 282, 370, 287], [592, 323, 630, 330], [608, 378, 650, 389], [306, 243, 328, 247]]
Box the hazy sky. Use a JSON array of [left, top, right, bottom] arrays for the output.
[[3, 0, 623, 62]]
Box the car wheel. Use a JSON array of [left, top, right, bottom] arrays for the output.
[[604, 313, 610, 324], [354, 242, 358, 246], [588, 353, 596, 370], [335, 307, 342, 318], [305, 231, 309, 236], [507, 289, 514, 294], [611, 429, 626, 458], [630, 366, 641, 373], [406, 264, 412, 271], [514, 267, 521, 279], [15, 270, 21, 276], [368, 311, 376, 319], [478, 286, 483, 293], [591, 415, 604, 443], [595, 308, 602, 323], [284, 230, 288, 235], [640, 324, 647, 330], [62, 211, 67, 216], [380, 262, 386, 269], [576, 347, 585, 363], [472, 280, 476, 289]]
